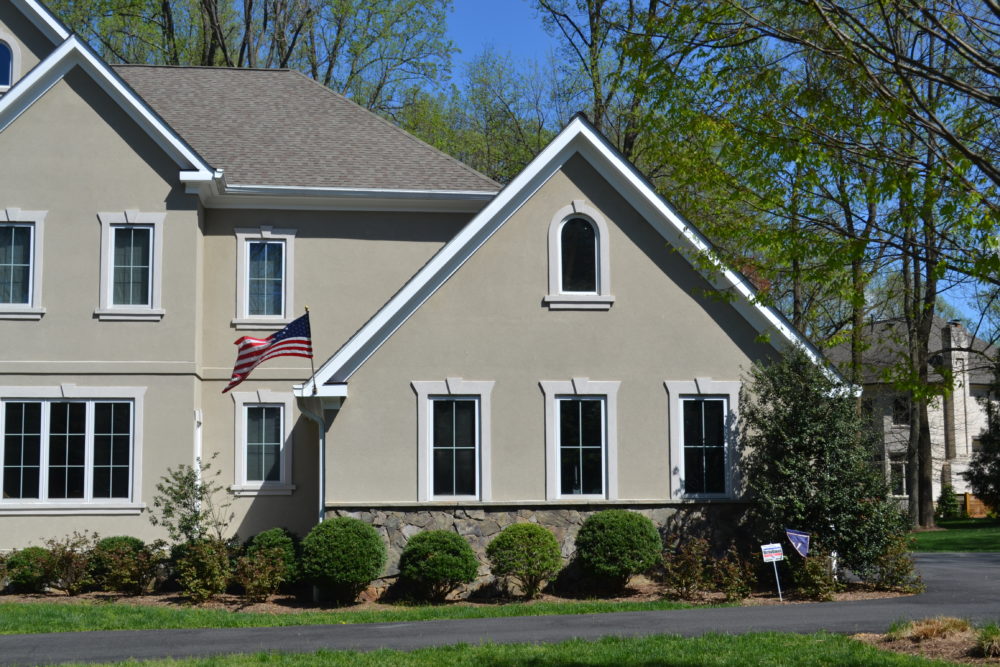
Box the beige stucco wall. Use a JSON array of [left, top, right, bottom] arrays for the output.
[[325, 154, 778, 504], [0, 1, 54, 86]]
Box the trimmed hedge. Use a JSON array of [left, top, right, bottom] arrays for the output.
[[487, 523, 562, 598], [575, 510, 661, 590], [301, 517, 385, 602], [399, 530, 478, 601]]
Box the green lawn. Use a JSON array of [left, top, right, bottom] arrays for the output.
[[62, 633, 955, 666], [910, 517, 1000, 552], [0, 598, 706, 635]]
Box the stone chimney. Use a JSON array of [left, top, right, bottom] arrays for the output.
[[942, 320, 971, 460]]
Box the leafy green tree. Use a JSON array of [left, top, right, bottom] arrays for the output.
[[740, 349, 911, 583], [964, 364, 1000, 510], [149, 455, 234, 543]]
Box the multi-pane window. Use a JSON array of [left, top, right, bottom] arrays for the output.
[[682, 397, 726, 495], [1, 400, 132, 502], [0, 224, 31, 304], [560, 218, 597, 293], [889, 458, 907, 496], [0, 42, 11, 88], [431, 398, 477, 496], [558, 397, 605, 495], [245, 405, 282, 483], [112, 226, 151, 306], [248, 241, 284, 317]]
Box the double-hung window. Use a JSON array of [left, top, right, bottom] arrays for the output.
[[230, 390, 295, 495], [0, 386, 144, 508], [544, 201, 613, 310], [0, 208, 45, 319], [541, 379, 620, 499], [96, 212, 164, 320], [412, 379, 494, 502], [234, 227, 296, 329], [665, 379, 739, 499]]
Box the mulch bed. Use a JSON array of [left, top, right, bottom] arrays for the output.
[[854, 631, 999, 664]]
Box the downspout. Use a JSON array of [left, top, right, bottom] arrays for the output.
[[298, 401, 329, 525], [193, 409, 203, 479]]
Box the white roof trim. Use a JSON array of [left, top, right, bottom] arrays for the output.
[[221, 184, 498, 200], [0, 36, 214, 178], [11, 0, 70, 43], [299, 115, 837, 395]]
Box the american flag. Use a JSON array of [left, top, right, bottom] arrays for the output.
[[223, 313, 312, 393]]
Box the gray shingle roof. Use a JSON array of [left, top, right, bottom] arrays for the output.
[[826, 317, 997, 385], [112, 65, 499, 192]]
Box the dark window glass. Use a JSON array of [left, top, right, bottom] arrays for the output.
[[0, 225, 31, 305], [682, 398, 727, 495], [112, 227, 151, 306], [0, 43, 10, 87], [889, 460, 907, 496], [892, 397, 910, 425], [560, 218, 597, 292], [248, 241, 283, 316], [431, 398, 477, 496], [246, 406, 282, 482], [48, 402, 86, 499], [558, 398, 604, 495], [93, 402, 131, 498], [3, 402, 41, 498]]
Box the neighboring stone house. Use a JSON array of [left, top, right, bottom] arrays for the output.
[[1, 0, 832, 571], [829, 318, 997, 508]]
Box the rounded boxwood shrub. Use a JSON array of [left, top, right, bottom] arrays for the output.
[[90, 536, 145, 589], [248, 527, 300, 587], [301, 517, 386, 603], [486, 523, 562, 598], [91, 536, 164, 595], [399, 530, 478, 601], [175, 538, 231, 603], [574, 510, 661, 590], [6, 546, 51, 593]]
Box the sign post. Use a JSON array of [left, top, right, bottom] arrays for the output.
[[761, 543, 784, 602]]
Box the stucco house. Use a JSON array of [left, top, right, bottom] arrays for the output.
[[1, 0, 829, 566]]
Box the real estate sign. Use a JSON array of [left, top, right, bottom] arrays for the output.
[[761, 543, 784, 562]]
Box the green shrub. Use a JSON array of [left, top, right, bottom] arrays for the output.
[[175, 539, 230, 603], [712, 545, 757, 602], [789, 548, 839, 601], [234, 546, 285, 603], [936, 483, 963, 520], [399, 530, 479, 601], [44, 532, 96, 595], [301, 517, 386, 603], [486, 523, 562, 598], [867, 533, 924, 593], [661, 536, 710, 601], [91, 536, 164, 595], [248, 528, 300, 586], [575, 510, 661, 591], [6, 546, 51, 593]]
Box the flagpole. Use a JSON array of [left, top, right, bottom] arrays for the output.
[[305, 306, 318, 396]]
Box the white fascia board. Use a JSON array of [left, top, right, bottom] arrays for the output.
[[201, 185, 496, 213], [12, 0, 70, 43], [303, 115, 839, 393], [0, 37, 214, 179]]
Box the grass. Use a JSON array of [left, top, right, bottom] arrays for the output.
[[977, 622, 1000, 658], [886, 616, 972, 641], [910, 517, 1000, 552], [0, 597, 706, 635], [60, 633, 955, 666]]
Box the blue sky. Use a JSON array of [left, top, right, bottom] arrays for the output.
[[446, 0, 558, 73]]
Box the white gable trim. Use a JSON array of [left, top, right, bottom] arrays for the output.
[[297, 116, 834, 397], [11, 0, 70, 44], [0, 36, 214, 179]]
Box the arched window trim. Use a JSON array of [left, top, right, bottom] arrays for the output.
[[544, 200, 614, 310], [0, 33, 21, 93]]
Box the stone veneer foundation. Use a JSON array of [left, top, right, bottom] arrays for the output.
[[327, 502, 748, 594]]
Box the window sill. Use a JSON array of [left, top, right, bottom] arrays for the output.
[[0, 306, 45, 320], [0, 502, 144, 516], [231, 484, 296, 496], [231, 318, 291, 331], [94, 308, 165, 321], [543, 294, 614, 310]]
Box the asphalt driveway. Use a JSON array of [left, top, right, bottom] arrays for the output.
[[1, 552, 998, 665]]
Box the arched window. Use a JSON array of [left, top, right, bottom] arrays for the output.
[[560, 218, 597, 293], [0, 42, 12, 89], [544, 201, 614, 310]]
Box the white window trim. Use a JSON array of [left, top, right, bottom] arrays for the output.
[[543, 200, 614, 310], [230, 389, 295, 495], [233, 226, 296, 330], [412, 378, 494, 502], [0, 208, 45, 319], [0, 31, 20, 94], [0, 383, 145, 513], [541, 378, 619, 500], [95, 211, 165, 321], [664, 378, 740, 499]]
